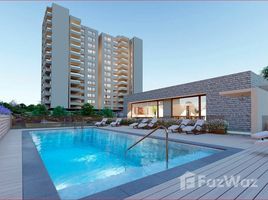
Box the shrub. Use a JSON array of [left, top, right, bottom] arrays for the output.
[[81, 103, 94, 116], [101, 108, 114, 118], [207, 119, 228, 133], [26, 104, 36, 112], [0, 105, 11, 115], [52, 106, 68, 117], [31, 104, 49, 116], [120, 118, 137, 125], [157, 118, 179, 128], [261, 66, 268, 80]]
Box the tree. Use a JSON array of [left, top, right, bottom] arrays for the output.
[[32, 104, 49, 116], [261, 66, 268, 80], [81, 103, 94, 116], [52, 106, 68, 117], [101, 107, 114, 118], [26, 104, 36, 112]]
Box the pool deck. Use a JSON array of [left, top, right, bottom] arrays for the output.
[[0, 126, 266, 200]]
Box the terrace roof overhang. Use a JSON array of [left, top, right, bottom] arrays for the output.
[[219, 85, 268, 98], [219, 88, 252, 98]]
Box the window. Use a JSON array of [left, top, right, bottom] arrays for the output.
[[158, 101, 163, 117], [104, 77, 111, 82], [201, 96, 206, 119], [104, 66, 112, 71], [87, 93, 95, 98], [132, 101, 157, 118], [104, 83, 111, 88], [88, 99, 95, 104], [88, 68, 95, 74], [87, 87, 95, 92], [104, 60, 111, 65], [104, 72, 111, 77], [88, 49, 95, 55], [172, 95, 206, 119], [87, 74, 95, 79]]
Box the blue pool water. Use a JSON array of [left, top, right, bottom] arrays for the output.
[[30, 128, 219, 199]]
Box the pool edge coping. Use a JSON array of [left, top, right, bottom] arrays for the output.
[[21, 128, 242, 200]]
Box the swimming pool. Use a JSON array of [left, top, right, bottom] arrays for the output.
[[30, 128, 219, 199]]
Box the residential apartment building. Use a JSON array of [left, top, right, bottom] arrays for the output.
[[41, 3, 142, 110]]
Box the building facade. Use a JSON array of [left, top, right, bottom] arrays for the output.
[[124, 71, 268, 133], [41, 3, 142, 110]]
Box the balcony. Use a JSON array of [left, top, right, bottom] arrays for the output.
[[114, 70, 128, 76], [70, 50, 80, 58], [117, 86, 128, 92], [70, 94, 83, 100], [70, 29, 81, 37], [70, 79, 81, 85], [117, 41, 129, 48], [43, 98, 50, 104], [116, 81, 128, 86], [118, 58, 129, 64], [70, 72, 83, 79], [118, 92, 127, 97], [44, 59, 51, 65], [70, 36, 81, 44], [45, 35, 52, 42], [116, 37, 129, 43], [44, 74, 51, 81], [116, 65, 128, 71], [70, 101, 83, 106], [70, 87, 83, 93], [43, 82, 51, 89], [70, 65, 81, 73], [116, 52, 128, 59], [70, 20, 81, 29], [45, 43, 52, 50], [70, 58, 80, 65], [117, 75, 128, 81], [44, 66, 51, 72], [43, 90, 51, 97]]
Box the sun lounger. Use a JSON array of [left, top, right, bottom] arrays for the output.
[[110, 118, 122, 127], [252, 131, 268, 145], [138, 118, 158, 129], [137, 122, 148, 128], [182, 119, 205, 134], [168, 119, 191, 133], [129, 119, 149, 128], [147, 118, 158, 129], [95, 118, 108, 127], [252, 131, 268, 139]]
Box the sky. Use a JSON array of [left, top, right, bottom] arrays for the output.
[[1, 1, 268, 105]]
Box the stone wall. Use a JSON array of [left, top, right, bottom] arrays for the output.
[[0, 115, 11, 139], [124, 71, 261, 132]]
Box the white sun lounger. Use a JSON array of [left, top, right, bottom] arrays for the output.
[[129, 119, 149, 128], [147, 118, 158, 129], [252, 131, 268, 139], [138, 118, 158, 129], [95, 118, 108, 127], [168, 119, 191, 132], [110, 118, 122, 127], [252, 131, 268, 145], [182, 119, 205, 134]]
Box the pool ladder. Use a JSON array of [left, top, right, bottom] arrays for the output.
[[126, 126, 169, 168]]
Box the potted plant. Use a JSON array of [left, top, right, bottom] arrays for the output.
[[207, 119, 228, 134]]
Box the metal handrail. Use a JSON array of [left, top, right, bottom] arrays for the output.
[[126, 125, 169, 166]]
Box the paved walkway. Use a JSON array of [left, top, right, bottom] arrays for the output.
[[126, 145, 268, 200], [0, 129, 22, 199]]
